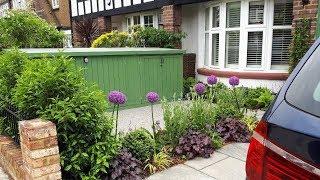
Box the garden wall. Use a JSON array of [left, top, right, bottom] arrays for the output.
[[0, 119, 61, 180]]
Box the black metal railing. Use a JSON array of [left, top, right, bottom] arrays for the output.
[[0, 105, 24, 144]]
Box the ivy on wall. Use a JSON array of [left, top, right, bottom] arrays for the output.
[[289, 18, 311, 73]]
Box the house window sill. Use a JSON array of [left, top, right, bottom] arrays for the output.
[[197, 68, 289, 80]]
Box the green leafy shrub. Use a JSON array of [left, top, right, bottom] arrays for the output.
[[214, 88, 245, 120], [41, 86, 119, 179], [0, 10, 64, 48], [12, 56, 84, 119], [0, 117, 5, 134], [255, 90, 274, 110], [133, 27, 186, 48], [92, 27, 186, 48], [289, 18, 311, 73], [91, 31, 130, 48], [122, 128, 155, 163], [0, 49, 28, 108], [183, 77, 196, 97], [243, 88, 274, 110]]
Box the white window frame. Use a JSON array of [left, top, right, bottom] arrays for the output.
[[52, 0, 59, 9], [202, 0, 292, 72], [125, 12, 158, 31]]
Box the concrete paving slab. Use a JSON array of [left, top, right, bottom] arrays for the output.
[[147, 164, 215, 180], [200, 157, 246, 180], [217, 143, 249, 162], [184, 152, 228, 170]]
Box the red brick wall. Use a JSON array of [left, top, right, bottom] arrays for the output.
[[0, 119, 62, 180], [162, 5, 182, 32], [293, 0, 318, 39]]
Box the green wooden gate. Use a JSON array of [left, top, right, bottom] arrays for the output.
[[24, 48, 184, 108]]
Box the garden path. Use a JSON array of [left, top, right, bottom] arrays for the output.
[[147, 143, 249, 180]]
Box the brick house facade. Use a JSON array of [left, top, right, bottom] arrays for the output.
[[62, 0, 320, 91]]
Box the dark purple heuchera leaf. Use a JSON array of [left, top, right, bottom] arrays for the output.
[[175, 130, 214, 160], [105, 149, 145, 180], [216, 118, 251, 143]]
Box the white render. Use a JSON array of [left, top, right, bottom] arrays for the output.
[[198, 74, 285, 93]]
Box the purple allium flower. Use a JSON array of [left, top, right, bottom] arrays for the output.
[[229, 76, 240, 87], [194, 83, 206, 95], [146, 92, 159, 103], [108, 91, 127, 105], [207, 75, 218, 85]]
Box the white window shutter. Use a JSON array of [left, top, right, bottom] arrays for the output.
[[274, 0, 293, 26], [212, 34, 219, 66], [249, 1, 264, 24], [247, 31, 263, 67], [271, 29, 292, 68], [226, 31, 240, 67], [226, 2, 241, 28]]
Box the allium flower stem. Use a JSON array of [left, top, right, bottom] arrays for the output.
[[232, 88, 240, 112], [115, 104, 119, 138], [112, 104, 116, 117], [150, 103, 157, 154]]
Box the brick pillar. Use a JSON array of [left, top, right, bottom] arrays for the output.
[[97, 16, 112, 35], [19, 119, 61, 180], [162, 5, 182, 32], [293, 0, 318, 40]]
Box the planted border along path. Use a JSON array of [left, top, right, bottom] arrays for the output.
[[118, 105, 260, 180]]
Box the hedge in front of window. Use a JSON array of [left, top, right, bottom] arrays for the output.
[[92, 27, 186, 49]]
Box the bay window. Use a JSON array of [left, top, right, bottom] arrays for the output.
[[203, 0, 293, 71]]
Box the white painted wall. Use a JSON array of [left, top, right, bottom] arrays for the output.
[[181, 4, 199, 54], [197, 74, 285, 93]]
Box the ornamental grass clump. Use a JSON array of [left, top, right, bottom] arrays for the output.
[[108, 91, 127, 137]]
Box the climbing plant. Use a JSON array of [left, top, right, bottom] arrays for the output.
[[289, 18, 311, 73]]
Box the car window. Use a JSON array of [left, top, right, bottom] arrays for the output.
[[286, 45, 320, 117]]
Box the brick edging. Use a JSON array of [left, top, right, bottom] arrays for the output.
[[197, 68, 289, 80]]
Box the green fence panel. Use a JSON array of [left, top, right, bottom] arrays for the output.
[[23, 48, 184, 108]]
